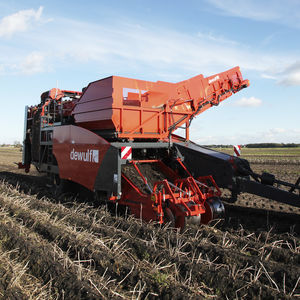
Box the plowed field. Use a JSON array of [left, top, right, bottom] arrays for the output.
[[0, 147, 299, 299]]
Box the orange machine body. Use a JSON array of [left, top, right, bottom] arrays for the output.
[[72, 66, 249, 140]]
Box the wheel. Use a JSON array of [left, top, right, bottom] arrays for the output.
[[175, 215, 186, 232], [201, 197, 225, 225], [53, 174, 63, 196], [114, 203, 128, 217], [123, 205, 132, 219], [95, 191, 108, 205], [53, 175, 77, 197], [163, 207, 175, 227]]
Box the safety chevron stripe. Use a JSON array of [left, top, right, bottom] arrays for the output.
[[233, 145, 241, 157], [121, 146, 132, 160]]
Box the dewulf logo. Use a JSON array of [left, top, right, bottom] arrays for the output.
[[208, 75, 220, 84], [70, 148, 99, 163]]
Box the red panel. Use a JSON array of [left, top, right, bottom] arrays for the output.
[[74, 110, 114, 129], [53, 125, 110, 190], [75, 97, 113, 111], [72, 77, 114, 130], [71, 67, 249, 140]]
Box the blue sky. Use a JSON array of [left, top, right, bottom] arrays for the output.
[[0, 0, 299, 145]]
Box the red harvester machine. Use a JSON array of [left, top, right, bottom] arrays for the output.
[[19, 67, 300, 230]]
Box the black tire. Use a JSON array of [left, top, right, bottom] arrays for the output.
[[163, 207, 175, 227], [175, 215, 186, 232], [53, 175, 77, 197], [95, 191, 108, 205]]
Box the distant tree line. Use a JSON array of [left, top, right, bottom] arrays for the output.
[[205, 143, 300, 148], [0, 141, 22, 148], [244, 143, 300, 148], [205, 145, 232, 148]]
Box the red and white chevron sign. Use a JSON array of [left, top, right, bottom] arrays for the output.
[[121, 146, 132, 160], [233, 145, 241, 157]]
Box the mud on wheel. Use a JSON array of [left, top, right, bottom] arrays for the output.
[[201, 197, 225, 225]]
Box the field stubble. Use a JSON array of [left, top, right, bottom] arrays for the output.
[[0, 147, 299, 299]]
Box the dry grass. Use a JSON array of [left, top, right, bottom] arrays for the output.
[[0, 247, 52, 300], [0, 147, 299, 298], [0, 181, 298, 298]]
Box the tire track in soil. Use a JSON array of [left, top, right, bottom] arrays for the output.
[[0, 246, 51, 300], [20, 191, 300, 271], [1, 171, 299, 235], [1, 181, 299, 299], [0, 171, 300, 298], [223, 202, 300, 235], [0, 212, 109, 299], [0, 193, 201, 299]]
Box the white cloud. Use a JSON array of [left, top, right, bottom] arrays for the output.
[[261, 74, 277, 80], [280, 72, 300, 86], [277, 61, 300, 86], [0, 13, 298, 81], [260, 61, 300, 86], [197, 31, 239, 46], [205, 0, 300, 28], [257, 128, 300, 143], [269, 128, 286, 134], [20, 18, 297, 79], [206, 0, 280, 21], [261, 33, 277, 46], [233, 97, 262, 107], [193, 128, 300, 145], [0, 6, 43, 37], [20, 52, 46, 74]]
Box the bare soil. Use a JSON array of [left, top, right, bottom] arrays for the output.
[[223, 163, 300, 215], [0, 147, 299, 299], [122, 163, 167, 193]]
